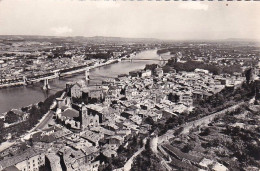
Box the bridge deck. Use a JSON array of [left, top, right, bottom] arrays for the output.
[[122, 58, 168, 61]]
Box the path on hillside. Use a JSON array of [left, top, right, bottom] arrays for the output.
[[158, 101, 246, 144], [123, 147, 145, 171]]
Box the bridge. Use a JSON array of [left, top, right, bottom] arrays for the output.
[[26, 74, 58, 85], [122, 58, 169, 61], [122, 55, 168, 66]]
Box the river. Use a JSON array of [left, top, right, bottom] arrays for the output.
[[0, 49, 171, 114]]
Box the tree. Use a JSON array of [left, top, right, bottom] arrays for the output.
[[120, 88, 125, 95], [199, 127, 210, 136], [0, 119, 4, 129], [181, 144, 194, 153], [245, 68, 253, 84], [5, 111, 20, 124], [28, 105, 41, 126], [145, 64, 158, 75], [144, 116, 154, 126], [21, 106, 29, 112], [168, 93, 174, 102]]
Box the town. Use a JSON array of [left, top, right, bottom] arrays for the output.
[[0, 36, 160, 88], [0, 36, 260, 171]]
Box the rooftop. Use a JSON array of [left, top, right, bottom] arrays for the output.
[[61, 108, 79, 118]]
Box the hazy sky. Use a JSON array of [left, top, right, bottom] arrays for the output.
[[0, 0, 259, 40]]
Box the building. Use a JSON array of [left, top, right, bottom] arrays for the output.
[[194, 68, 209, 75], [45, 153, 62, 171], [56, 108, 81, 130], [141, 69, 152, 78], [0, 148, 45, 171], [71, 83, 83, 98], [155, 67, 163, 78], [81, 104, 104, 130]]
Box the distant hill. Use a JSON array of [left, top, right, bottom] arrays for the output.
[[225, 38, 260, 42], [0, 35, 162, 43]]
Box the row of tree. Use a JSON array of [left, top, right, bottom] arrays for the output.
[[163, 59, 242, 75], [0, 90, 64, 144]]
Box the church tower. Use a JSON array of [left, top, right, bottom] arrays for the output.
[[80, 105, 88, 130]]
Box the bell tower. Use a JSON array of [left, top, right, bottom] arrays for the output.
[[80, 105, 88, 130]]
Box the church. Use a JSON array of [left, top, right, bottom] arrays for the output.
[[55, 89, 103, 130]]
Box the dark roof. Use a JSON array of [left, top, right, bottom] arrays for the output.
[[3, 166, 20, 171], [162, 144, 202, 163], [61, 108, 79, 118], [109, 86, 118, 90], [127, 105, 138, 110], [41, 135, 56, 143], [60, 105, 69, 111]]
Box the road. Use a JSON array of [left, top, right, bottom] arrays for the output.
[[32, 110, 54, 131], [124, 147, 145, 171], [123, 138, 147, 171]]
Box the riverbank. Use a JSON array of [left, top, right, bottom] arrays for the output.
[[0, 89, 64, 146], [0, 58, 122, 89], [0, 49, 161, 115]]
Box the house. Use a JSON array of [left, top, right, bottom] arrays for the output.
[[45, 153, 62, 171], [108, 135, 124, 146], [129, 70, 141, 77], [130, 115, 142, 125], [58, 147, 84, 171], [0, 148, 45, 171], [56, 108, 81, 130], [125, 87, 138, 99], [78, 161, 100, 171], [179, 93, 193, 106], [141, 69, 152, 78], [88, 88, 104, 101], [102, 148, 117, 158], [104, 95, 116, 105], [56, 92, 71, 109], [155, 67, 163, 78], [90, 126, 115, 136], [194, 68, 209, 75], [107, 85, 121, 97], [71, 83, 83, 98], [80, 130, 104, 146], [80, 146, 99, 165]]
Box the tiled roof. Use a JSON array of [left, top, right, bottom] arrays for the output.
[[61, 108, 79, 118], [0, 148, 44, 170]]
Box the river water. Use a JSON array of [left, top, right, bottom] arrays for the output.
[[0, 49, 171, 114]]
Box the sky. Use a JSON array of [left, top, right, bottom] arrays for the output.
[[0, 0, 259, 40]]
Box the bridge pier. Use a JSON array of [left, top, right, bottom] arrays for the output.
[[23, 76, 27, 85], [85, 68, 90, 81], [43, 78, 51, 90]]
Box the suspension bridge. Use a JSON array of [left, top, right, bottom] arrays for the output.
[[39, 55, 169, 91]]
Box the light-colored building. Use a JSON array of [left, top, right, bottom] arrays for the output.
[[0, 148, 45, 171]]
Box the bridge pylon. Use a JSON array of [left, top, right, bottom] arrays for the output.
[[85, 68, 90, 81], [43, 78, 51, 90], [23, 76, 27, 85]]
